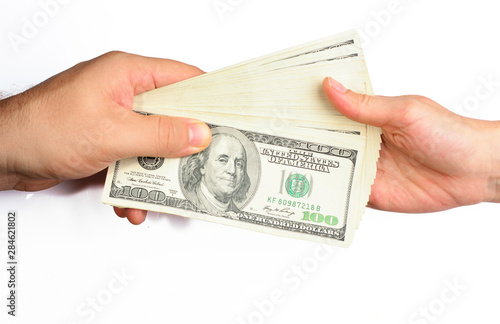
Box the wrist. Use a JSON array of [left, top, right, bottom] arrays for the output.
[[463, 117, 500, 204], [0, 93, 27, 190], [489, 121, 500, 203]]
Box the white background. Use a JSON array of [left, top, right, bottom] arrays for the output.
[[1, 0, 500, 323]]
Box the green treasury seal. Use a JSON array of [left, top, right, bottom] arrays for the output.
[[285, 173, 310, 198]]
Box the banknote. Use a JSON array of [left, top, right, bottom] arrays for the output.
[[102, 122, 364, 246]]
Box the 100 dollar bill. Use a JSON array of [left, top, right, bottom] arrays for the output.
[[102, 122, 364, 246]]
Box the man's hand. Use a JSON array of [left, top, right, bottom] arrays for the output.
[[323, 77, 500, 212], [0, 51, 212, 224]]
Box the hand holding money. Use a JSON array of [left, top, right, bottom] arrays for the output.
[[0, 53, 212, 207], [322, 77, 500, 212]]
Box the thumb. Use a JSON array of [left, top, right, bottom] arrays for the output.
[[110, 112, 212, 159], [322, 77, 406, 128]]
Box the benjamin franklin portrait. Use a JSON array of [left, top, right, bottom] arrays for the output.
[[181, 131, 254, 216]]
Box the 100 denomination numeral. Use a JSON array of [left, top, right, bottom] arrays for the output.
[[121, 186, 167, 202], [301, 211, 338, 226]]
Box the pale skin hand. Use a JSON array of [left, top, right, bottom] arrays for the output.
[[0, 51, 212, 224], [323, 77, 500, 213]]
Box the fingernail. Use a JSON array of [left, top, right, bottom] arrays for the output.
[[189, 122, 211, 147], [327, 77, 347, 93]]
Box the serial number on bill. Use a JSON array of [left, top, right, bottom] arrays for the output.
[[267, 197, 321, 212]]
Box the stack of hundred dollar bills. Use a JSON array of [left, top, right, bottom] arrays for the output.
[[102, 30, 382, 247]]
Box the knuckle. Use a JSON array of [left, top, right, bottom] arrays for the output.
[[357, 93, 372, 108], [351, 93, 372, 119], [102, 50, 128, 60], [97, 51, 133, 69], [401, 95, 422, 109], [399, 95, 446, 122], [401, 95, 433, 110], [397, 95, 428, 121]]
